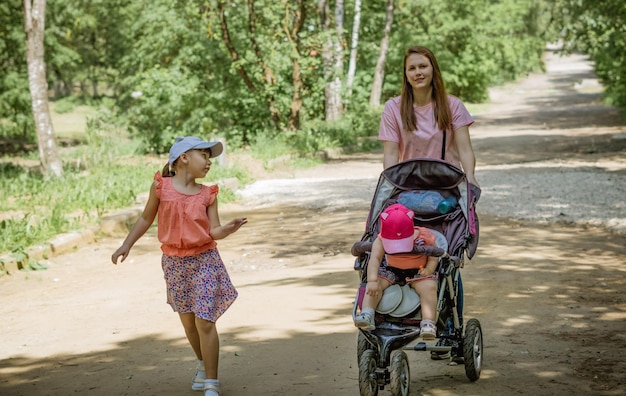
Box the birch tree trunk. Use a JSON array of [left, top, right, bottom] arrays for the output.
[[24, 0, 63, 178], [369, 0, 394, 108], [319, 0, 344, 121], [346, 0, 362, 98]]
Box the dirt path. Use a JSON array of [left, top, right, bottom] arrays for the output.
[[1, 51, 625, 396]]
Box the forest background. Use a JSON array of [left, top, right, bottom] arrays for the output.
[[0, 0, 624, 271]]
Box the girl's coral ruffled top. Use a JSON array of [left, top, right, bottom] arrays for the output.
[[154, 172, 219, 257]]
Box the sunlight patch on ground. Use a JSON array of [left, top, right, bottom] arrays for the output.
[[536, 371, 565, 378], [507, 293, 531, 298], [497, 264, 535, 272], [503, 315, 536, 326], [557, 313, 585, 320], [566, 264, 597, 271], [495, 245, 576, 262], [599, 311, 626, 321], [478, 157, 626, 171]]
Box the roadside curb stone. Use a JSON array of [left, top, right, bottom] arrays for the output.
[[99, 208, 143, 235], [1, 211, 139, 276]]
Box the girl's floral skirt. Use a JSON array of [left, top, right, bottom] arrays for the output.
[[162, 249, 237, 322]]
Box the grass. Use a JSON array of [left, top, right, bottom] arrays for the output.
[[50, 101, 98, 139]]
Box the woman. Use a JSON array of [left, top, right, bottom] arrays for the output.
[[378, 46, 480, 361]]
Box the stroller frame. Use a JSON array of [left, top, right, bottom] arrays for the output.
[[351, 158, 483, 396]]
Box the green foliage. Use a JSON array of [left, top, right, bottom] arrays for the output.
[[0, 1, 34, 143], [0, 71, 35, 143], [52, 97, 75, 114], [287, 103, 382, 154], [3, 0, 559, 153], [248, 132, 293, 161], [549, 0, 626, 108], [121, 66, 205, 153], [301, 104, 382, 151], [10, 247, 48, 271], [290, 121, 342, 154], [385, 0, 547, 103]]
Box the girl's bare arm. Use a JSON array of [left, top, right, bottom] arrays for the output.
[[207, 198, 247, 240], [111, 182, 159, 264]]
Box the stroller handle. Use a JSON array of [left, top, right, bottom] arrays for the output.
[[351, 241, 446, 257], [351, 242, 462, 269]]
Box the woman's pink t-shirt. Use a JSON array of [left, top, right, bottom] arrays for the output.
[[378, 95, 474, 166], [154, 172, 218, 257]]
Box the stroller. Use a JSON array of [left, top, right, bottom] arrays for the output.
[[351, 158, 483, 396]]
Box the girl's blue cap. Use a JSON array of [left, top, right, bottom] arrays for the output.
[[168, 136, 223, 164]]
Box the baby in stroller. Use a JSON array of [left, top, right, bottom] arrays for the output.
[[354, 203, 439, 339]]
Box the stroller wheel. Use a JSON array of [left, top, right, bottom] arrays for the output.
[[389, 350, 410, 396], [358, 349, 379, 396], [357, 331, 373, 364], [463, 318, 483, 381]]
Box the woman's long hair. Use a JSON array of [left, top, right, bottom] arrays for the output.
[[400, 46, 452, 134]]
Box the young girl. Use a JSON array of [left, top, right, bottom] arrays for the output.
[[354, 203, 439, 339], [111, 136, 247, 396]]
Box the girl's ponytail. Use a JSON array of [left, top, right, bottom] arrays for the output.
[[162, 162, 175, 177]]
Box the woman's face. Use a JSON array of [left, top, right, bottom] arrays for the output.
[[405, 53, 433, 92]]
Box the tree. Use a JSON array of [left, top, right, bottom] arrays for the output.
[[283, 0, 306, 130], [345, 0, 361, 98], [23, 0, 62, 178], [319, 0, 344, 121], [369, 0, 393, 107], [549, 0, 626, 108]]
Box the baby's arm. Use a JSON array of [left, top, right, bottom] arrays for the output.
[[111, 182, 159, 264], [365, 238, 385, 296], [418, 255, 438, 276]]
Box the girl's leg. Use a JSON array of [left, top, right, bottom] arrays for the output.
[[195, 317, 219, 379], [180, 313, 208, 391], [412, 279, 438, 321], [179, 312, 202, 359]]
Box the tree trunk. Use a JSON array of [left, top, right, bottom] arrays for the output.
[[247, 0, 281, 127], [346, 0, 362, 98], [217, 0, 256, 92], [284, 1, 305, 131], [319, 0, 344, 121], [24, 0, 63, 178], [369, 0, 394, 108]]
